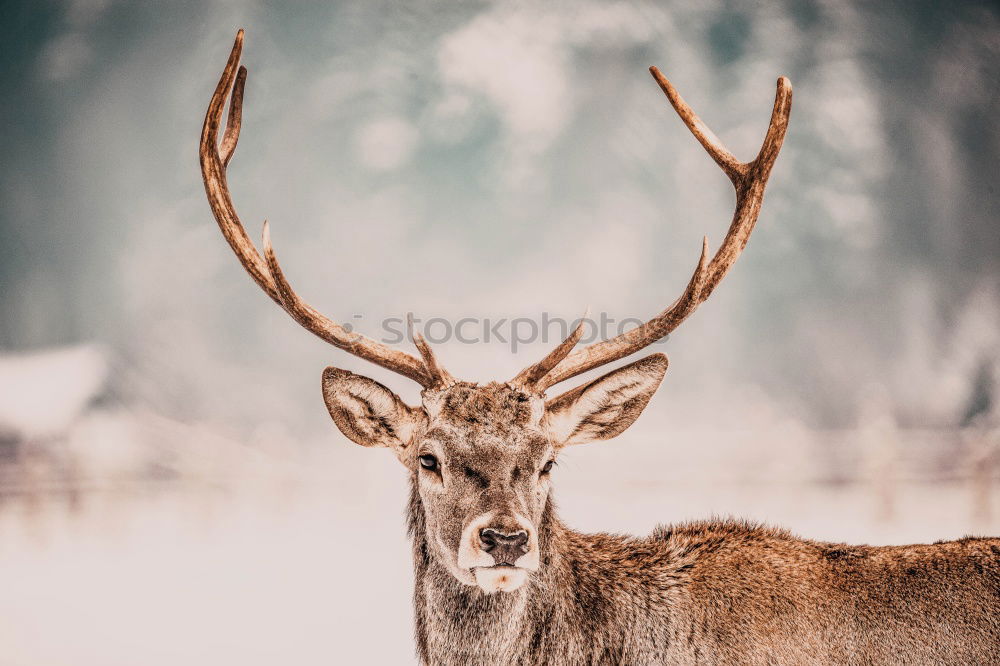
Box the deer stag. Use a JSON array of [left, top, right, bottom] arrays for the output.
[[201, 30, 999, 665]]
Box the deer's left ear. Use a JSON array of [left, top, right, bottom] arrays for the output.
[[543, 354, 668, 447], [321, 367, 425, 455]]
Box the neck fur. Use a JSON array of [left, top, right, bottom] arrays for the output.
[[406, 479, 564, 664]]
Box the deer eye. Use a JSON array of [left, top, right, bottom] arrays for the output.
[[418, 454, 439, 472], [541, 460, 555, 475]]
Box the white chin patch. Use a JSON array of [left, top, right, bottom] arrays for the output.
[[473, 567, 528, 593]]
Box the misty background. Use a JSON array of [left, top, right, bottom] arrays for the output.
[[0, 1, 998, 664]]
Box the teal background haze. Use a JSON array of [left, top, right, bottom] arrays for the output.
[[2, 0, 998, 434], [0, 2, 999, 665]]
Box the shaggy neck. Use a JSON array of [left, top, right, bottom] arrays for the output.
[[407, 480, 568, 664]]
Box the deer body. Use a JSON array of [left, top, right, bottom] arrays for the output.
[[199, 31, 1000, 665], [413, 501, 1000, 665]]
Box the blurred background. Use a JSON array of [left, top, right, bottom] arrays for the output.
[[1, 0, 998, 663]]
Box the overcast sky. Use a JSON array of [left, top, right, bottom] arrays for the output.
[[1, 0, 998, 436]]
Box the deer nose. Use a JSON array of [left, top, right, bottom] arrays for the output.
[[479, 528, 529, 565]]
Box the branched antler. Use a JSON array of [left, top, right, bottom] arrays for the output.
[[201, 31, 791, 395], [515, 69, 792, 392], [200, 30, 444, 388]]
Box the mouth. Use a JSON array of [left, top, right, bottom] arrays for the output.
[[472, 565, 528, 593]]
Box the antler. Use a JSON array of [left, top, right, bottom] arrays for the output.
[[516, 69, 793, 392], [200, 30, 445, 388]]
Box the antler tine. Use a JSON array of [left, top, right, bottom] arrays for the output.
[[526, 72, 792, 392], [201, 30, 436, 387], [697, 73, 792, 303], [649, 67, 744, 182], [407, 313, 456, 388], [200, 30, 279, 306], [219, 64, 245, 166], [510, 307, 591, 388]]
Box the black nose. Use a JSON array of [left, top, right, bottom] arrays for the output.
[[479, 528, 529, 565]]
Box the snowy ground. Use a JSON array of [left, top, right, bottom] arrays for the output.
[[0, 437, 996, 666]]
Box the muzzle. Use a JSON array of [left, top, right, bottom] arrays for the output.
[[457, 513, 540, 592]]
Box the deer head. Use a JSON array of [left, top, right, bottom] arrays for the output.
[[200, 30, 791, 593]]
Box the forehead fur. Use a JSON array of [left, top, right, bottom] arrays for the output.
[[422, 382, 545, 434]]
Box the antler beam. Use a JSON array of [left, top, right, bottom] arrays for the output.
[[200, 30, 441, 388], [517, 69, 793, 392]]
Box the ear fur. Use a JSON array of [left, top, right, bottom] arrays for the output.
[[321, 367, 424, 453], [543, 353, 668, 447]]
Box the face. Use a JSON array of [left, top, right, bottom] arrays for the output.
[[415, 383, 552, 592], [320, 354, 669, 594]]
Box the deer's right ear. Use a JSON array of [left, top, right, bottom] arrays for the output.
[[321, 367, 425, 453]]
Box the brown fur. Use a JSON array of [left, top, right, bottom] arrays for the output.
[[320, 360, 1000, 664], [411, 501, 1000, 665]]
